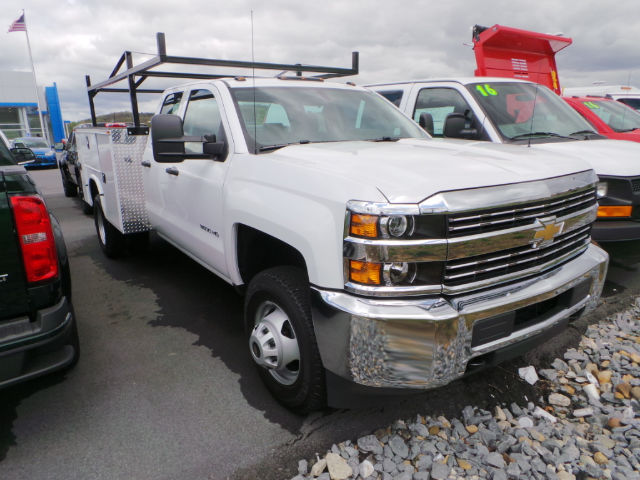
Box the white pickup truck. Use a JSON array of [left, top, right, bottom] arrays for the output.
[[76, 34, 608, 412], [370, 78, 640, 242]]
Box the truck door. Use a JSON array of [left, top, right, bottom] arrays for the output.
[[153, 87, 231, 279]]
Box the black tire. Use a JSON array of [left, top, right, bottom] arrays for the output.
[[245, 266, 326, 413], [81, 199, 93, 215], [127, 231, 150, 253], [61, 171, 77, 198], [93, 194, 125, 258]]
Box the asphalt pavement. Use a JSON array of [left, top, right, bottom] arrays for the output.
[[1, 168, 639, 480]]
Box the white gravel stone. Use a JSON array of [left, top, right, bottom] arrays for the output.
[[518, 366, 539, 385], [517, 416, 534, 428], [359, 460, 374, 478], [548, 393, 571, 407], [311, 458, 327, 476], [533, 406, 558, 423], [326, 453, 352, 480], [572, 407, 594, 418]]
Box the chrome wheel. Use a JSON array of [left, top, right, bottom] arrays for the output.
[[249, 300, 300, 386]]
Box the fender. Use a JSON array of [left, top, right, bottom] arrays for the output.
[[223, 158, 384, 289], [82, 173, 103, 207]]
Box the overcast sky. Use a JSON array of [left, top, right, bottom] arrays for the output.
[[2, 0, 639, 121]]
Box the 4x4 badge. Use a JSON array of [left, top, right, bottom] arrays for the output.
[[530, 216, 564, 249]]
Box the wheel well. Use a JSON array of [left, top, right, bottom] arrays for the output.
[[236, 224, 307, 286], [88, 179, 99, 205]]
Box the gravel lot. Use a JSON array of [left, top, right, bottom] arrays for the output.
[[286, 301, 640, 480]]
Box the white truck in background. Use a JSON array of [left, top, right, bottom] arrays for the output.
[[76, 33, 608, 412], [368, 25, 640, 243]]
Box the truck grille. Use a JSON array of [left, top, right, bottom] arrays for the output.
[[444, 225, 591, 287], [447, 187, 596, 237], [632, 178, 640, 193]]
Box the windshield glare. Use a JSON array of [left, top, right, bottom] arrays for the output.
[[469, 82, 594, 141], [582, 99, 640, 132], [15, 137, 49, 149], [230, 86, 428, 152]]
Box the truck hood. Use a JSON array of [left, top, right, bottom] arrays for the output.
[[267, 139, 593, 203], [531, 139, 640, 177]]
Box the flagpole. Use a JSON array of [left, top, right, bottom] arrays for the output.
[[21, 10, 50, 145]]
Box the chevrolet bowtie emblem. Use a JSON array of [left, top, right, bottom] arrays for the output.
[[530, 216, 564, 249]]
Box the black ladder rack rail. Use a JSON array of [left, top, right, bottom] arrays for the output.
[[85, 32, 359, 130]]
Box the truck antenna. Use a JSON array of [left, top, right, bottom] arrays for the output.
[[251, 10, 257, 154]]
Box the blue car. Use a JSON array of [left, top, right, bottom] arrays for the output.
[[11, 137, 57, 168]]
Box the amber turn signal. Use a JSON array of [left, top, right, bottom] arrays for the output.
[[597, 206, 632, 218], [350, 214, 378, 238], [349, 260, 381, 285]]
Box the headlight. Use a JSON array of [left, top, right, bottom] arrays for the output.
[[380, 215, 415, 238], [383, 262, 417, 285], [350, 213, 416, 239], [596, 181, 608, 199]]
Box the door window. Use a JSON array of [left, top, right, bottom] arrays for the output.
[[414, 87, 475, 136], [378, 90, 404, 107], [160, 92, 183, 115], [183, 89, 225, 155]]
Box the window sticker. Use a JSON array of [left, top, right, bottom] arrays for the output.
[[475, 84, 498, 97], [584, 101, 600, 109]]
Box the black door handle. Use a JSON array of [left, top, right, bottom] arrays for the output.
[[165, 167, 179, 176], [141, 160, 151, 168]]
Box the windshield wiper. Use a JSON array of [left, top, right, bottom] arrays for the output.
[[258, 140, 310, 152], [509, 131, 572, 140], [569, 130, 598, 136], [369, 136, 400, 142]]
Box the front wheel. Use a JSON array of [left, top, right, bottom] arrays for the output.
[[245, 267, 326, 413], [94, 194, 124, 258]]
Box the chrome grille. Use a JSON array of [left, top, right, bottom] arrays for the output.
[[444, 225, 591, 287], [447, 187, 596, 237]]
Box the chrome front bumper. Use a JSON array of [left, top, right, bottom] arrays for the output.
[[311, 243, 608, 389]]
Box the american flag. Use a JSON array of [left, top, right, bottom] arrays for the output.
[[8, 13, 26, 33]]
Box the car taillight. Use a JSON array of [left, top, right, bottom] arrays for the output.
[[10, 195, 59, 283]]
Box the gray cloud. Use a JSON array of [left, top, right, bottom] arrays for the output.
[[2, 0, 638, 121]]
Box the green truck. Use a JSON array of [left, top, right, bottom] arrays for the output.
[[0, 131, 79, 388]]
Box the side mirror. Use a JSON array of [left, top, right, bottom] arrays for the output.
[[151, 114, 186, 163], [152, 114, 227, 162], [419, 112, 434, 136], [203, 140, 226, 159], [443, 113, 478, 139], [11, 147, 36, 164]]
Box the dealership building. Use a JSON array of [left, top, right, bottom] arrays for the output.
[[0, 71, 66, 143]]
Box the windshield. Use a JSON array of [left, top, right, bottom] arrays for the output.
[[582, 99, 640, 131], [468, 82, 595, 141], [14, 137, 49, 149], [617, 98, 640, 112], [230, 86, 428, 152]]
